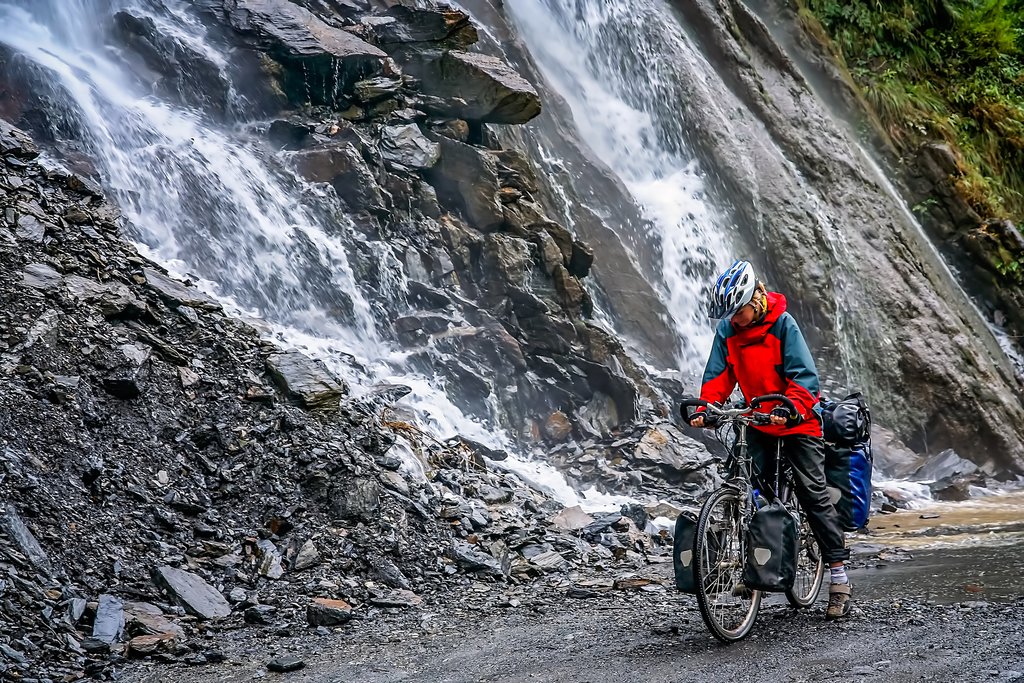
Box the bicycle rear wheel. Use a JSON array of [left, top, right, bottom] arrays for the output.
[[693, 487, 762, 642], [784, 494, 825, 608]]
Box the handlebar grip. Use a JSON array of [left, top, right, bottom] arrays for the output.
[[749, 393, 798, 416], [679, 397, 710, 421]]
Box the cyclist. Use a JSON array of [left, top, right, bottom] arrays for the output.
[[688, 260, 852, 619]]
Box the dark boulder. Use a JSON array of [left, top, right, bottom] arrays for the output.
[[290, 141, 386, 214], [406, 50, 540, 124], [426, 135, 504, 231], [266, 351, 346, 410], [364, 5, 477, 47]]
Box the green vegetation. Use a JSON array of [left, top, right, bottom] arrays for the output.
[[796, 0, 1024, 220]]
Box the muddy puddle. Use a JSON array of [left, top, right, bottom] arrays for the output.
[[849, 490, 1024, 604]]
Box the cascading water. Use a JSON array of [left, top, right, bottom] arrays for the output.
[[0, 0, 632, 509], [504, 0, 732, 373]]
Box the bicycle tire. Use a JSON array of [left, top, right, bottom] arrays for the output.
[[693, 487, 762, 642], [784, 492, 825, 608]]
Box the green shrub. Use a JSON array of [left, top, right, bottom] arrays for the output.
[[798, 0, 1024, 219]]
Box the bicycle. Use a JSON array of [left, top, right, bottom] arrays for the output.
[[680, 394, 825, 643]]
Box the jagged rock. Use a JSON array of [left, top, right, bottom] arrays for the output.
[[525, 548, 568, 572], [22, 263, 62, 291], [543, 411, 573, 442], [194, 0, 387, 106], [450, 541, 504, 575], [244, 604, 277, 624], [93, 595, 125, 644], [369, 555, 412, 590], [913, 448, 978, 482], [354, 76, 402, 103], [15, 214, 47, 242], [379, 124, 440, 169], [290, 142, 386, 213], [268, 655, 306, 672], [364, 5, 476, 46], [266, 351, 346, 410], [369, 589, 422, 608], [292, 539, 322, 571], [268, 119, 313, 148], [483, 234, 532, 289], [0, 119, 38, 159], [552, 265, 587, 311], [330, 476, 380, 520], [631, 425, 710, 484], [408, 51, 541, 124], [341, 382, 412, 415], [0, 504, 54, 575], [915, 449, 984, 501], [152, 566, 231, 620], [257, 539, 285, 579], [142, 267, 220, 310], [549, 505, 595, 531], [124, 602, 183, 639], [127, 633, 178, 657], [395, 312, 453, 345], [379, 470, 410, 496], [536, 230, 565, 276], [426, 136, 503, 231], [65, 275, 148, 319], [427, 117, 470, 143], [568, 241, 595, 278], [306, 598, 352, 626]]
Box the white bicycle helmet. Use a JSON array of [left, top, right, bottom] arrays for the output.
[[708, 260, 757, 319]]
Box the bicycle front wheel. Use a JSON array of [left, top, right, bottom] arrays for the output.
[[785, 497, 825, 608], [693, 487, 762, 643]]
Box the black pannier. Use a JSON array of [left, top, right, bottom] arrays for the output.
[[673, 512, 698, 593], [741, 501, 799, 592]]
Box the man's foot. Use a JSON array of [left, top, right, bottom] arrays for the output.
[[825, 582, 852, 620]]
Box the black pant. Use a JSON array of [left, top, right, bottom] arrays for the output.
[[745, 430, 850, 565]]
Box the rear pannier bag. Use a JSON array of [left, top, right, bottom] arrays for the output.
[[673, 512, 698, 593], [821, 392, 871, 446], [825, 443, 873, 531], [741, 501, 799, 592], [821, 390, 873, 530]]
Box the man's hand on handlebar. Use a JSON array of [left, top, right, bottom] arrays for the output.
[[688, 412, 718, 429], [769, 407, 801, 427]]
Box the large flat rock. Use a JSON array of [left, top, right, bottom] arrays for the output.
[[152, 566, 231, 620]]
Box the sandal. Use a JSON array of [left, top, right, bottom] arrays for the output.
[[826, 582, 852, 620]]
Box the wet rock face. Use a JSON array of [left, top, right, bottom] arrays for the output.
[[650, 0, 1024, 473], [112, 9, 233, 116], [194, 0, 388, 106]]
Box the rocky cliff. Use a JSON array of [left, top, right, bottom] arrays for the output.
[[0, 2, 721, 678]]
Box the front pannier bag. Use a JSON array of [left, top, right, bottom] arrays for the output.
[[741, 500, 799, 592]]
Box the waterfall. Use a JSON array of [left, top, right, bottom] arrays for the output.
[[504, 0, 732, 373], [0, 0, 635, 509]]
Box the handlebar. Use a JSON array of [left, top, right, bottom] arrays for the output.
[[749, 394, 796, 415], [679, 394, 798, 424]]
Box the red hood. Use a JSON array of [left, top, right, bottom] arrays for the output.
[[732, 291, 787, 342]]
